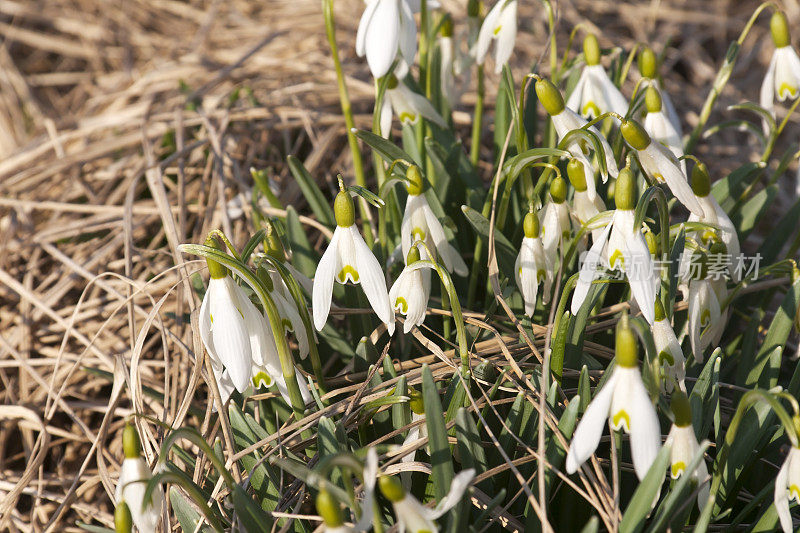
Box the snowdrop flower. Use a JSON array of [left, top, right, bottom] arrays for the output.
[[775, 418, 800, 533], [378, 466, 476, 533], [474, 0, 517, 74], [516, 210, 552, 316], [541, 176, 572, 270], [314, 185, 395, 335], [571, 168, 657, 325], [380, 76, 447, 137], [620, 118, 704, 217], [687, 162, 741, 282], [438, 20, 472, 107], [566, 158, 606, 243], [761, 11, 800, 121], [566, 314, 662, 480], [356, 0, 417, 79], [399, 389, 428, 488], [567, 34, 629, 118], [686, 251, 728, 363], [535, 78, 619, 201], [316, 487, 356, 533], [652, 299, 686, 393], [401, 166, 467, 276], [638, 47, 682, 137], [389, 245, 432, 333], [643, 86, 685, 174], [115, 424, 163, 533], [665, 391, 709, 511]]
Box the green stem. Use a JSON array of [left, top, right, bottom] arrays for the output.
[[470, 66, 485, 166]]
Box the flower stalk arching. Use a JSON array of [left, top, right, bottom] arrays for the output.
[[179, 243, 308, 420]]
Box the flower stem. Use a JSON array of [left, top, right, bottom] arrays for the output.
[[471, 65, 485, 166]]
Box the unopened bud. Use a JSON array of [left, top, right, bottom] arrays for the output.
[[567, 158, 588, 192], [523, 211, 540, 238], [771, 11, 791, 48], [639, 47, 658, 79], [535, 79, 566, 116], [550, 177, 568, 204], [621, 119, 652, 151]]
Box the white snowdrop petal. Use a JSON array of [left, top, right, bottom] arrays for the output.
[[210, 278, 253, 392], [350, 226, 395, 334], [313, 227, 341, 331], [365, 0, 400, 79], [624, 368, 662, 481], [398, 0, 417, 66], [643, 142, 703, 216], [493, 1, 517, 73], [566, 370, 619, 474], [622, 229, 657, 325], [429, 468, 476, 518], [356, 0, 380, 57], [571, 218, 612, 315], [590, 65, 629, 117], [474, 0, 502, 65], [776, 454, 793, 533]]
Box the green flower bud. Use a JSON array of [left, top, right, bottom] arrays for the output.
[[645, 86, 662, 113], [670, 390, 693, 427], [583, 33, 601, 66], [379, 475, 406, 503], [205, 235, 228, 279], [406, 165, 424, 195], [615, 312, 639, 368], [771, 11, 791, 48], [621, 119, 652, 151], [523, 211, 540, 238], [387, 74, 399, 90], [406, 245, 421, 265], [567, 158, 588, 192], [654, 298, 666, 322], [535, 78, 566, 116], [441, 17, 454, 38], [409, 388, 425, 415], [122, 423, 142, 459], [638, 47, 658, 79], [645, 230, 658, 256], [550, 177, 568, 204], [316, 488, 343, 527], [334, 190, 355, 227], [614, 168, 637, 210], [690, 162, 711, 197], [114, 501, 133, 533]]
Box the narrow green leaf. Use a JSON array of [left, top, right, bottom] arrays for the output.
[[285, 206, 319, 278], [422, 364, 455, 499], [286, 155, 335, 227], [460, 205, 516, 279], [618, 444, 671, 533]]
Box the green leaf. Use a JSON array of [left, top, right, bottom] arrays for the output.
[[712, 162, 764, 211], [690, 349, 721, 439], [231, 483, 274, 532], [285, 206, 319, 278], [76, 524, 115, 533], [353, 129, 416, 177], [170, 487, 214, 533], [286, 155, 335, 227], [647, 440, 711, 532], [460, 205, 516, 279], [731, 184, 776, 237], [422, 364, 455, 500], [550, 310, 571, 384], [618, 444, 671, 533], [580, 517, 600, 533]]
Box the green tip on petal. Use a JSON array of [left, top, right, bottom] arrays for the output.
[[535, 78, 566, 116], [334, 190, 355, 227], [550, 177, 568, 203], [379, 475, 406, 503], [639, 47, 658, 79], [615, 312, 639, 368], [614, 168, 637, 210], [406, 165, 424, 195], [122, 423, 142, 459], [621, 119, 651, 151], [205, 235, 228, 279], [406, 245, 421, 265], [409, 388, 425, 415], [114, 501, 133, 533], [567, 158, 588, 192], [316, 488, 344, 527], [523, 211, 540, 238], [645, 86, 662, 113], [654, 298, 666, 322], [691, 162, 711, 197], [583, 33, 601, 66], [771, 11, 791, 48], [671, 390, 693, 427], [441, 17, 454, 37]]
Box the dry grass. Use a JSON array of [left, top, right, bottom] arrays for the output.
[[0, 0, 796, 531]]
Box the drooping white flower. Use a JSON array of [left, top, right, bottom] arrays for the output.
[[571, 168, 657, 325], [566, 158, 607, 243], [541, 176, 572, 271], [536, 78, 619, 201], [356, 0, 417, 79], [566, 34, 629, 119], [687, 275, 727, 364], [652, 299, 686, 393], [314, 188, 395, 335], [401, 167, 467, 276], [761, 11, 800, 122], [516, 211, 552, 316], [474, 0, 518, 74], [643, 86, 685, 174], [665, 391, 709, 511], [566, 315, 662, 480], [620, 118, 704, 217], [389, 245, 432, 333], [116, 424, 163, 533], [438, 22, 473, 107], [775, 444, 800, 533], [638, 47, 683, 137], [380, 76, 447, 137]]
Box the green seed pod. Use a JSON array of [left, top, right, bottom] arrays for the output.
[[614, 168, 637, 211], [316, 488, 344, 527], [567, 158, 588, 192], [583, 33, 601, 66], [550, 176, 568, 204], [615, 312, 639, 368], [114, 501, 133, 533], [523, 211, 540, 238], [406, 245, 421, 265], [535, 78, 566, 116], [654, 298, 666, 322], [645, 86, 662, 114], [690, 162, 711, 197], [406, 165, 424, 195], [441, 17, 454, 38], [334, 190, 355, 227], [122, 423, 142, 459], [205, 235, 228, 279], [670, 390, 693, 427], [771, 11, 791, 48], [638, 47, 658, 79], [621, 119, 652, 151], [379, 475, 406, 503]]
